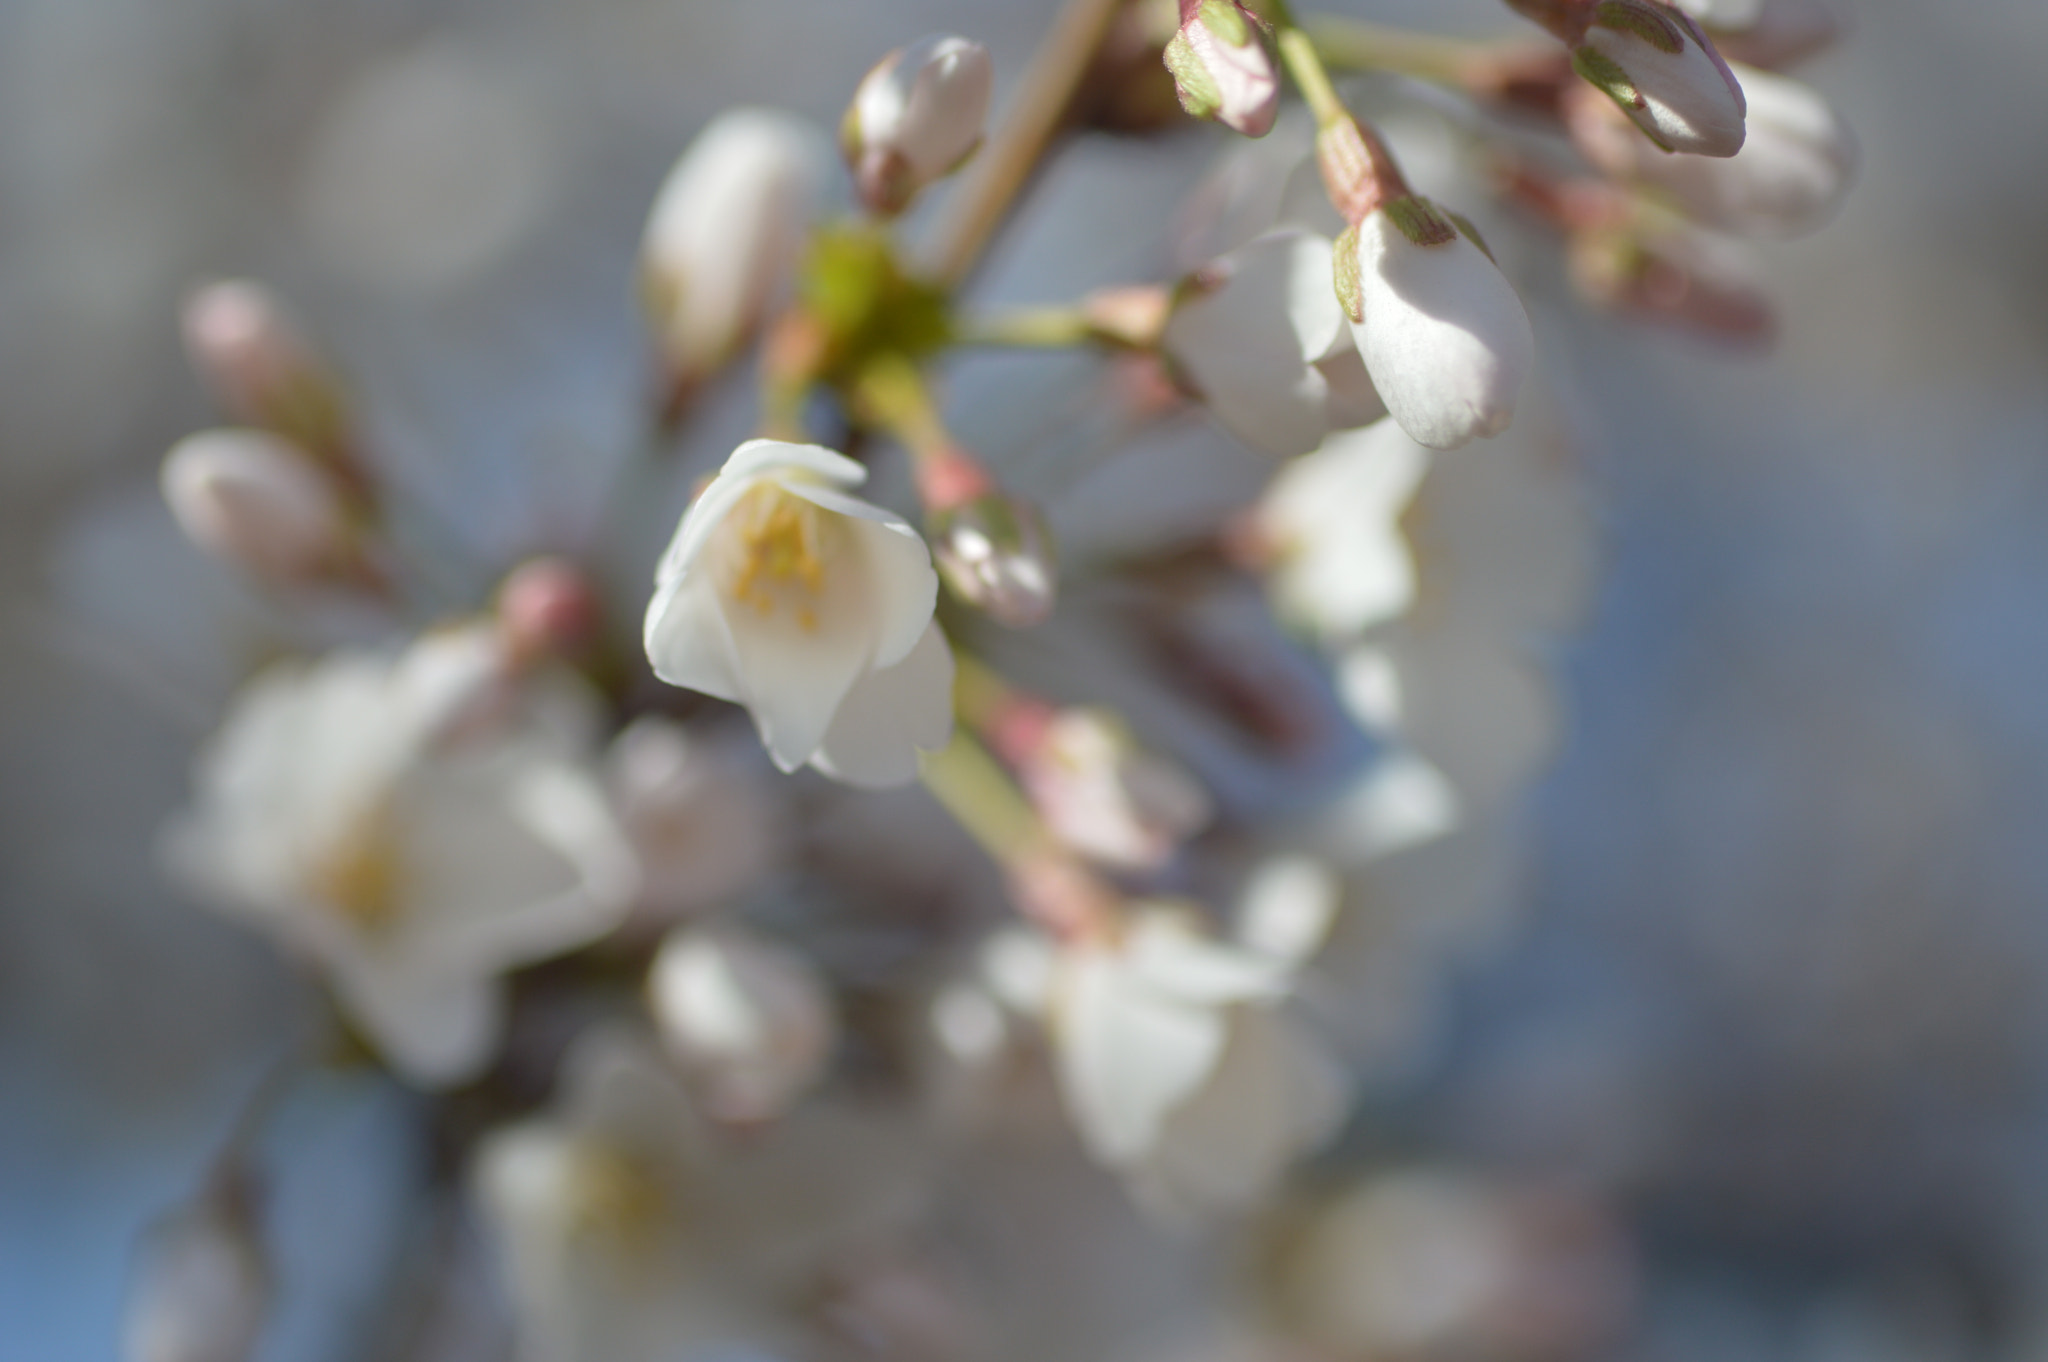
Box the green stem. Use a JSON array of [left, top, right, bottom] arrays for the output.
[[921, 728, 1046, 867], [1306, 15, 1487, 85], [1262, 0, 1350, 127], [956, 305, 1097, 350]]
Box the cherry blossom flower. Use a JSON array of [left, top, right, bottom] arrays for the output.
[[160, 429, 367, 590], [1258, 421, 1431, 643], [648, 923, 836, 1123], [164, 626, 638, 1084], [1164, 0, 1281, 139], [1572, 0, 1748, 157], [643, 440, 953, 788], [843, 34, 992, 215]]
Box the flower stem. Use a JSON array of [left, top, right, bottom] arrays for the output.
[[1305, 15, 1489, 85], [1261, 0, 1350, 127], [921, 728, 1046, 868], [927, 0, 1126, 288], [956, 305, 1098, 350]]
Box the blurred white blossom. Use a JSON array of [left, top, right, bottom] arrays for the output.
[[648, 923, 836, 1123]]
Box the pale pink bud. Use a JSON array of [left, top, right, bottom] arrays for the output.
[[1710, 0, 1841, 68], [1017, 708, 1212, 873], [1569, 222, 1776, 344], [641, 109, 827, 386], [125, 1175, 268, 1362], [1573, 0, 1747, 157], [930, 491, 1059, 629], [180, 280, 351, 463], [1567, 64, 1852, 237], [495, 556, 602, 664], [160, 429, 365, 588], [606, 717, 778, 920], [1342, 202, 1534, 451], [844, 34, 993, 216], [648, 924, 836, 1123], [1163, 0, 1280, 139]]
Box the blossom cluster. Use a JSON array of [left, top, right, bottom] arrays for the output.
[[99, 2, 1856, 1358]]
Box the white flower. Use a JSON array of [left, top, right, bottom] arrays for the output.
[[160, 429, 365, 589], [648, 924, 836, 1123], [165, 627, 638, 1085], [1573, 0, 1747, 157], [1258, 421, 1431, 643], [606, 717, 779, 922], [643, 439, 954, 788], [1569, 64, 1853, 238], [1051, 906, 1347, 1215], [1017, 707, 1213, 872], [642, 109, 827, 383], [1345, 203, 1534, 451], [844, 34, 992, 215], [474, 1030, 917, 1362], [125, 1178, 268, 1362], [1164, 230, 1384, 459], [1163, 0, 1281, 139]]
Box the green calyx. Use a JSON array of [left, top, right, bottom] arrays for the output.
[[798, 224, 952, 383], [1197, 0, 1252, 47], [1332, 223, 1365, 323], [1163, 30, 1223, 119], [1590, 1, 1685, 54], [1381, 196, 1460, 248], [1571, 47, 1673, 148]]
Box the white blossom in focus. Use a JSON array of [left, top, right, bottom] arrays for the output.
[[1163, 0, 1281, 139], [607, 717, 780, 923], [1345, 204, 1534, 451], [165, 626, 639, 1085], [1569, 65, 1854, 237], [1574, 0, 1747, 157], [845, 34, 992, 215], [642, 109, 827, 383], [1052, 906, 1347, 1215], [475, 1030, 919, 1362], [1258, 422, 1431, 643], [649, 924, 836, 1123], [1164, 231, 1385, 459], [161, 429, 363, 589], [1018, 707, 1213, 873], [125, 1181, 268, 1362], [643, 440, 953, 788]]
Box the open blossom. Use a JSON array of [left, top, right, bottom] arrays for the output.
[[1163, 230, 1385, 459], [164, 626, 638, 1085], [161, 429, 367, 589], [1257, 421, 1432, 644], [643, 440, 953, 788], [1009, 706, 1213, 873], [648, 923, 837, 1123], [1051, 906, 1347, 1215], [1344, 201, 1534, 451], [1573, 0, 1747, 157], [642, 109, 827, 386], [1164, 0, 1279, 139], [1567, 64, 1853, 238], [606, 717, 779, 924], [843, 33, 992, 215]]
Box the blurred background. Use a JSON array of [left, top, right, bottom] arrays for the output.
[[6, 0, 2048, 1358]]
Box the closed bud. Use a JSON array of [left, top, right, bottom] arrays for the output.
[[1708, 0, 1841, 69], [1163, 0, 1280, 139], [843, 34, 993, 216], [495, 556, 602, 665], [1573, 0, 1747, 157], [125, 1173, 268, 1362], [642, 109, 827, 394], [648, 924, 836, 1123], [160, 429, 370, 590], [180, 281, 352, 467], [1570, 223, 1776, 344], [1345, 202, 1534, 450], [930, 491, 1058, 629], [1566, 64, 1853, 237]]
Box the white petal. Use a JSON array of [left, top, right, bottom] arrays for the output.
[[1124, 910, 1293, 1002], [1350, 213, 1533, 451], [642, 572, 743, 702], [781, 478, 937, 669], [812, 621, 955, 788], [1056, 948, 1227, 1164], [330, 961, 503, 1086], [1237, 854, 1342, 965]]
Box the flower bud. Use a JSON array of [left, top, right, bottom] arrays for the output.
[[125, 1174, 269, 1362], [930, 491, 1059, 629], [1163, 0, 1280, 139], [1572, 0, 1747, 157], [1566, 65, 1852, 237], [1671, 0, 1762, 28], [160, 429, 369, 589], [1569, 223, 1776, 344], [642, 109, 827, 393], [495, 556, 602, 665], [1709, 0, 1841, 69], [180, 280, 352, 467], [648, 924, 836, 1123], [843, 34, 993, 216], [607, 717, 778, 921], [1010, 707, 1212, 873], [1341, 201, 1534, 451]]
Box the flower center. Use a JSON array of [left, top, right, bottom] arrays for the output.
[[306, 801, 404, 933], [568, 1143, 674, 1264], [722, 482, 830, 630]]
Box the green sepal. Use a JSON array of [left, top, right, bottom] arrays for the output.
[[1445, 210, 1495, 262], [1332, 223, 1364, 324], [1381, 196, 1459, 248], [1591, 1, 1686, 54], [1163, 30, 1222, 120]]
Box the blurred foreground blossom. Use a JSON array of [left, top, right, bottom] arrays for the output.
[[606, 717, 781, 924], [164, 626, 637, 1083], [125, 1174, 269, 1362], [644, 440, 953, 787], [648, 924, 837, 1123]]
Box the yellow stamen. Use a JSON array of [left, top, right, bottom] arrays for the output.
[[723, 482, 829, 627], [306, 802, 404, 932]]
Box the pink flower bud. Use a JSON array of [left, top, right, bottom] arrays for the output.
[[843, 34, 993, 216], [1573, 0, 1747, 157], [160, 429, 367, 589], [180, 281, 352, 465], [641, 109, 827, 389], [1569, 222, 1776, 344], [930, 491, 1059, 629], [495, 557, 602, 664], [1343, 202, 1534, 451], [1163, 0, 1280, 139]]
